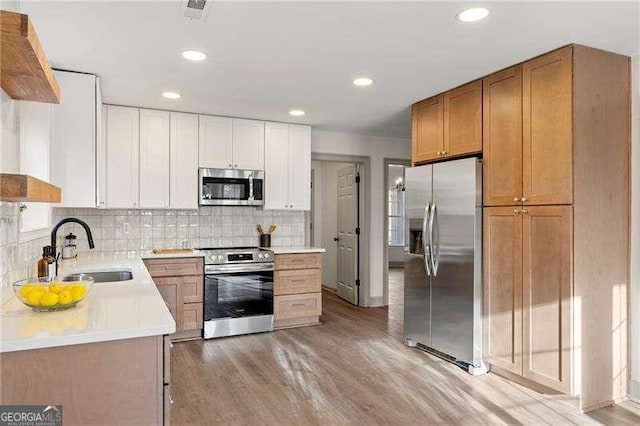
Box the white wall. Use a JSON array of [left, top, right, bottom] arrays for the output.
[[630, 54, 640, 401], [312, 130, 411, 305]]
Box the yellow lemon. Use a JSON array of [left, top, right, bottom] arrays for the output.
[[58, 291, 73, 305], [26, 291, 43, 306], [71, 285, 87, 301], [18, 285, 36, 298], [40, 292, 59, 307], [48, 283, 65, 294], [34, 285, 48, 293]]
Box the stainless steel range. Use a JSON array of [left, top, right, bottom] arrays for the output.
[[200, 246, 274, 339]]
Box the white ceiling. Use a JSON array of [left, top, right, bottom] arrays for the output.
[[19, 1, 640, 138]]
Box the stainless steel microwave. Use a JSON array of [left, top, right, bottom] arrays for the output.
[[199, 168, 264, 206]]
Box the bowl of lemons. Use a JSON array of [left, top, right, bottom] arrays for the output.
[[13, 275, 93, 312]]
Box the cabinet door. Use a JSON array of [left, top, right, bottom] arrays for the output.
[[444, 80, 482, 157], [51, 70, 96, 208], [523, 47, 573, 205], [106, 105, 139, 208], [483, 207, 523, 375], [232, 119, 264, 170], [140, 109, 170, 209], [264, 122, 289, 210], [483, 66, 523, 206], [522, 205, 572, 393], [170, 113, 199, 209], [154, 277, 182, 332], [198, 115, 232, 168], [181, 303, 203, 331], [288, 125, 311, 210], [412, 95, 444, 164]]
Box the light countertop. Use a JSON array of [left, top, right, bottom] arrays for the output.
[[0, 252, 176, 353], [267, 246, 326, 254]]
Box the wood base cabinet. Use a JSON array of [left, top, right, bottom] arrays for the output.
[[484, 206, 572, 394], [0, 335, 170, 425], [274, 253, 322, 329], [144, 257, 204, 341]]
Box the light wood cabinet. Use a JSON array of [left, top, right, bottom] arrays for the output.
[[444, 80, 482, 157], [483, 207, 522, 375], [412, 81, 482, 165], [140, 109, 171, 208], [522, 205, 572, 393], [51, 70, 100, 208], [274, 253, 322, 329], [483, 66, 523, 206], [144, 257, 204, 341], [264, 122, 311, 210], [170, 112, 199, 209], [412, 95, 443, 164], [522, 47, 573, 205], [483, 206, 572, 393], [105, 105, 139, 208]]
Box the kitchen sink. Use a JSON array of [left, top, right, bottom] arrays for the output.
[[62, 270, 133, 283]]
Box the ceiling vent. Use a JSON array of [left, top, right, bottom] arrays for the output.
[[181, 0, 210, 22]]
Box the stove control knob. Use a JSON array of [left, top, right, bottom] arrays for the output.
[[257, 254, 264, 259], [218, 255, 224, 261], [263, 253, 270, 259]]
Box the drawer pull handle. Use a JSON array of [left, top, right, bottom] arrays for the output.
[[292, 303, 307, 307], [164, 265, 187, 270], [290, 279, 306, 283]]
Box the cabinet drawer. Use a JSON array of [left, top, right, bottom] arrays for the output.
[[144, 257, 203, 277], [180, 275, 203, 304], [181, 303, 203, 331], [275, 253, 321, 270], [274, 293, 321, 320], [275, 269, 320, 295]]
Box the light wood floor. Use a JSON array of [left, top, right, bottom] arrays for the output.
[[170, 268, 640, 425]]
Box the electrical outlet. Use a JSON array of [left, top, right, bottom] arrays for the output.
[[123, 222, 130, 234]]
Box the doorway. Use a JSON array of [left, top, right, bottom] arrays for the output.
[[310, 159, 363, 306], [383, 160, 410, 316]]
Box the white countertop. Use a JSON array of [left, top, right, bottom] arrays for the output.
[[0, 252, 176, 353], [267, 246, 326, 254]]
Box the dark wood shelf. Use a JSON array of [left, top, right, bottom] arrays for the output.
[[0, 173, 61, 202], [0, 10, 60, 103]]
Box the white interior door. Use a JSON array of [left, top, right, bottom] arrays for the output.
[[337, 164, 359, 305]]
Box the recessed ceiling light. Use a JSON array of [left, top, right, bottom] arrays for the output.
[[353, 77, 373, 87], [182, 50, 207, 61], [456, 7, 490, 23], [289, 110, 305, 116], [162, 91, 181, 99]]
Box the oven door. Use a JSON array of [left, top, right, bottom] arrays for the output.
[[204, 266, 274, 321]]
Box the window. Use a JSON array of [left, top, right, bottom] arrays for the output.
[[388, 165, 405, 247]]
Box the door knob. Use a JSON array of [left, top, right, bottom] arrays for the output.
[[513, 197, 520, 202], [521, 197, 528, 202], [333, 237, 339, 242], [514, 209, 520, 215]]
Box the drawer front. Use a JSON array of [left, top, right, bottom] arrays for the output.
[[180, 275, 203, 304], [275, 253, 321, 270], [274, 293, 321, 320], [275, 269, 321, 295], [181, 303, 203, 331], [144, 257, 203, 277]]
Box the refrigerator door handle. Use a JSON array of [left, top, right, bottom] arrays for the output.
[[422, 202, 432, 276], [429, 201, 438, 276]]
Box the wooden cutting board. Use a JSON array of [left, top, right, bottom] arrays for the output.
[[152, 248, 193, 254]]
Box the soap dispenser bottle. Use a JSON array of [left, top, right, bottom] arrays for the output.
[[37, 246, 55, 278]]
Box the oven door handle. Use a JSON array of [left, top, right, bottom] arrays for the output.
[[205, 263, 274, 275]]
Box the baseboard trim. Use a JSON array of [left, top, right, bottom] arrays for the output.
[[388, 262, 404, 268], [321, 285, 337, 293], [489, 364, 564, 396], [367, 296, 385, 307]]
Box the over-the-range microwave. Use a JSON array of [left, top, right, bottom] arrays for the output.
[[199, 168, 264, 206]]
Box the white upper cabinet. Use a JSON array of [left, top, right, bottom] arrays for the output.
[[264, 123, 311, 211], [232, 119, 264, 170], [51, 70, 99, 207], [264, 122, 289, 210], [288, 125, 311, 210], [198, 116, 264, 170], [139, 109, 170, 208], [170, 113, 199, 209], [106, 105, 139, 208], [199, 115, 232, 169]]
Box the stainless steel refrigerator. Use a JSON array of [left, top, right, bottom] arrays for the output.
[[404, 157, 486, 374]]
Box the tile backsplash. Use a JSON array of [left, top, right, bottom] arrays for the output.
[[52, 207, 306, 252], [0, 202, 49, 297]]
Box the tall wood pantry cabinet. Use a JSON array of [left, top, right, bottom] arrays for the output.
[[482, 45, 630, 411]]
